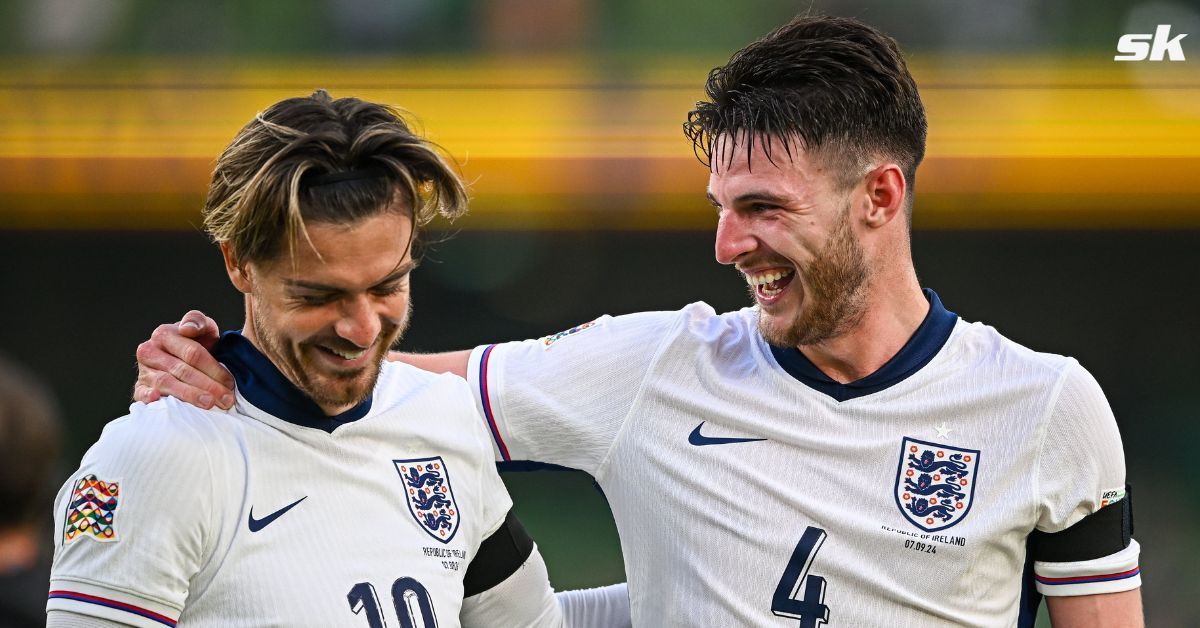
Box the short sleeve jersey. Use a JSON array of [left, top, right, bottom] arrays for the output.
[[49, 333, 512, 628], [469, 290, 1140, 627]]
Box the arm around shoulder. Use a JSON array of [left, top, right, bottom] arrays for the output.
[[391, 350, 472, 378], [465, 310, 684, 471]]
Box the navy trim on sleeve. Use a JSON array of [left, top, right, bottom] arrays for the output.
[[463, 510, 535, 597], [1029, 484, 1133, 563]]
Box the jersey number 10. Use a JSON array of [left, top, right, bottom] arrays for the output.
[[348, 578, 438, 628], [772, 526, 831, 627]]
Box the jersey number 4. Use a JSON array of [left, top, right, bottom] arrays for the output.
[[772, 526, 830, 627], [348, 578, 438, 628]]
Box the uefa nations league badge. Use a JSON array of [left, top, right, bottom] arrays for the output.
[[395, 457, 461, 544], [895, 437, 980, 532]]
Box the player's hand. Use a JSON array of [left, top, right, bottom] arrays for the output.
[[134, 310, 235, 410]]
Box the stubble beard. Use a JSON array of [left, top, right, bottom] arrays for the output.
[[250, 300, 408, 412], [758, 203, 871, 348]]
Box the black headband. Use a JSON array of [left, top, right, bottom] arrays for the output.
[[303, 167, 389, 188]]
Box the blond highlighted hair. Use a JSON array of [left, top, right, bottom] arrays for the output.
[[203, 90, 468, 266]]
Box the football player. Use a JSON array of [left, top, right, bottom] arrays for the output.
[[49, 91, 629, 627], [133, 16, 1142, 627]]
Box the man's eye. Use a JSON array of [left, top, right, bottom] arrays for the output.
[[750, 203, 778, 212], [296, 294, 333, 306], [372, 284, 404, 297], [372, 275, 410, 296]]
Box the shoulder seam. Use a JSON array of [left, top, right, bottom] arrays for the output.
[[1031, 357, 1082, 531]]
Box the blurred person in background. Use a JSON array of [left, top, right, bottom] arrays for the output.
[[48, 90, 627, 628], [0, 353, 63, 628], [133, 15, 1142, 627]]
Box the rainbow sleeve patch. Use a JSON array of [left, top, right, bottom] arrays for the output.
[[64, 474, 121, 543], [538, 319, 597, 348]]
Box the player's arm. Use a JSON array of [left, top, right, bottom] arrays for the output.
[[132, 311, 471, 405], [556, 583, 632, 628], [1046, 589, 1143, 628], [134, 310, 234, 409], [458, 511, 630, 628], [1034, 362, 1142, 627], [48, 406, 219, 627], [466, 310, 682, 471], [393, 350, 471, 378]]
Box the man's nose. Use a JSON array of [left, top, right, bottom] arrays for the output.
[[334, 294, 382, 348], [714, 210, 756, 265]]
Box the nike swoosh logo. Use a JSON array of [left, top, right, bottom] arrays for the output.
[[688, 422, 767, 446], [248, 496, 307, 532]]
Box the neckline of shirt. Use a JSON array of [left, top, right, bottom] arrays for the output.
[[212, 330, 373, 433], [766, 288, 958, 402]]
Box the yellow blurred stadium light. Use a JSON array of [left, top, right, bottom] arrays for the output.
[[1, 55, 1197, 229]]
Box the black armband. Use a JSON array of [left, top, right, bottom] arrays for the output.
[[462, 509, 535, 597], [1029, 483, 1134, 563]]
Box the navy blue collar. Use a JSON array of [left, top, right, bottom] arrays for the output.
[[768, 289, 957, 402], [213, 331, 373, 433]]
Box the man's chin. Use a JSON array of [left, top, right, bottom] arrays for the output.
[[293, 341, 394, 411], [309, 383, 372, 411], [302, 367, 380, 411], [757, 311, 799, 348], [757, 308, 837, 348]]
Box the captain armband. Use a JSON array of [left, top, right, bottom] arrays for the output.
[[462, 510, 535, 597], [1029, 483, 1133, 562]]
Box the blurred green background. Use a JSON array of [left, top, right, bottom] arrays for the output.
[[2, 0, 1197, 625]]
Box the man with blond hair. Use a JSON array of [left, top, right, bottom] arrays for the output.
[[50, 91, 627, 627]]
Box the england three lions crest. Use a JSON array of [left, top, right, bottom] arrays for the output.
[[395, 457, 460, 544], [894, 437, 980, 532]]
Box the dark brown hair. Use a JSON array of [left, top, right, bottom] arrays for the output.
[[685, 15, 927, 195]]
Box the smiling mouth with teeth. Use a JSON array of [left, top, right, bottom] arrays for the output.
[[746, 268, 795, 298], [321, 345, 368, 361]]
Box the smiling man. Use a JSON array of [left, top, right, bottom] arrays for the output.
[[48, 91, 630, 627], [134, 17, 1142, 627], [706, 135, 877, 355]]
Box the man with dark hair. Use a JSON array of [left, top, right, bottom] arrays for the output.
[[0, 353, 62, 628], [50, 91, 628, 627], [135, 17, 1142, 626]]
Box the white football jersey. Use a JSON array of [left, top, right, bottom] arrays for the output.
[[468, 290, 1140, 627], [50, 333, 514, 628]]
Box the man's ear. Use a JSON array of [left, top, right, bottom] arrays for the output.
[[862, 163, 906, 229], [220, 243, 252, 294]]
